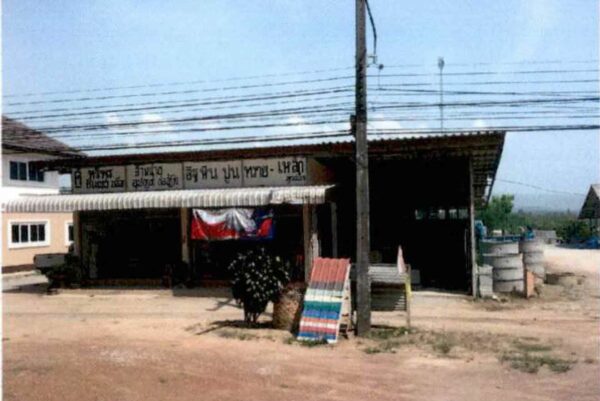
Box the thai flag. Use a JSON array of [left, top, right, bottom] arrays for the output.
[[191, 208, 274, 241]]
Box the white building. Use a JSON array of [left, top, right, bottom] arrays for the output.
[[1, 116, 82, 271]]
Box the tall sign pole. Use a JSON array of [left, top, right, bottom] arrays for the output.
[[355, 0, 371, 336]]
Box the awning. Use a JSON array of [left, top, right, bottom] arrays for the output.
[[2, 185, 333, 213]]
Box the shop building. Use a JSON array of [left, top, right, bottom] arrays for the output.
[[1, 116, 82, 271], [4, 130, 505, 292]]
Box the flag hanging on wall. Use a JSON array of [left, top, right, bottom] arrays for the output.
[[191, 208, 274, 241]]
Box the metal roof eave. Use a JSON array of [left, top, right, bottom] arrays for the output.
[[2, 185, 334, 213]]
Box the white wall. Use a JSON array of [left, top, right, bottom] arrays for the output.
[[1, 152, 61, 201]]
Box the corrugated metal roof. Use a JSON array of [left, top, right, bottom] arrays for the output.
[[2, 185, 333, 213], [86, 130, 503, 156], [578, 184, 600, 219], [2, 116, 83, 157]]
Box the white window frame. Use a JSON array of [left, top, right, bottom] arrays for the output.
[[65, 221, 74, 246], [7, 219, 51, 249]]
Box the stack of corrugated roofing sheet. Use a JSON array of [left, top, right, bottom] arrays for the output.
[[297, 258, 350, 344]]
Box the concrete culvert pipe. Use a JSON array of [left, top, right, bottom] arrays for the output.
[[519, 239, 544, 253], [493, 280, 525, 293], [483, 253, 523, 269], [480, 240, 519, 255], [523, 251, 544, 265], [483, 253, 524, 294]]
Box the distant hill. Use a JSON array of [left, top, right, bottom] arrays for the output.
[[508, 193, 586, 213]]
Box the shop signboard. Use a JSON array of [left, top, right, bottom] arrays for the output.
[[72, 166, 126, 194], [184, 161, 243, 189], [127, 163, 183, 191], [71, 157, 309, 193], [242, 158, 307, 187]]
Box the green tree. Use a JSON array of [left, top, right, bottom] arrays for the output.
[[558, 220, 592, 243], [477, 194, 518, 233]]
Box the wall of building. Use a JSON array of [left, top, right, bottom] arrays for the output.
[[2, 212, 73, 268], [1, 151, 61, 200]]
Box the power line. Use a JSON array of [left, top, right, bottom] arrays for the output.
[[2, 66, 354, 98], [375, 68, 598, 79], [385, 59, 598, 69], [4, 75, 355, 107], [495, 179, 587, 196], [5, 68, 597, 108], [69, 129, 353, 152], [11, 88, 352, 121], [9, 90, 597, 130], [12, 95, 354, 126], [12, 86, 596, 121], [38, 123, 599, 153], [5, 59, 596, 99]]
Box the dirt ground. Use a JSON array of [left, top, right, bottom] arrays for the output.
[[3, 246, 599, 401]]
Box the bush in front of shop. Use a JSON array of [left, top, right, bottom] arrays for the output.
[[228, 247, 291, 325]]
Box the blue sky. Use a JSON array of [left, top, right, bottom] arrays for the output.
[[3, 0, 599, 210]]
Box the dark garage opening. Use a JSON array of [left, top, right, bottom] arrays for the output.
[[369, 158, 472, 291], [81, 209, 180, 280]]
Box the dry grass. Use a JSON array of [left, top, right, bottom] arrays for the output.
[[500, 352, 574, 374], [360, 326, 575, 373], [216, 329, 258, 341], [283, 336, 329, 347]]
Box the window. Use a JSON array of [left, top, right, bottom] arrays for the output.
[[9, 222, 49, 248], [9, 161, 27, 181], [65, 222, 74, 245], [8, 161, 44, 182], [28, 162, 45, 182]]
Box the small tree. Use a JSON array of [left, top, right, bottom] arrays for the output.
[[478, 194, 518, 233], [558, 220, 592, 243], [228, 247, 290, 325]]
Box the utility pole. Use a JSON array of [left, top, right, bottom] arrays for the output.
[[438, 57, 445, 133], [355, 0, 371, 336]]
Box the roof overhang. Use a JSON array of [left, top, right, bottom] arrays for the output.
[[36, 131, 505, 207], [2, 185, 333, 213]]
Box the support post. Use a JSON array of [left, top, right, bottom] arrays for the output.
[[180, 208, 190, 265], [355, 0, 371, 336], [468, 158, 477, 298], [303, 204, 312, 281], [72, 211, 81, 257], [311, 205, 320, 262], [331, 203, 338, 258]]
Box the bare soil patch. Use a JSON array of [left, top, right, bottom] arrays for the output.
[[3, 247, 599, 401]]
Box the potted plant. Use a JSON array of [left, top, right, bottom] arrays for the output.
[[228, 247, 290, 325]]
